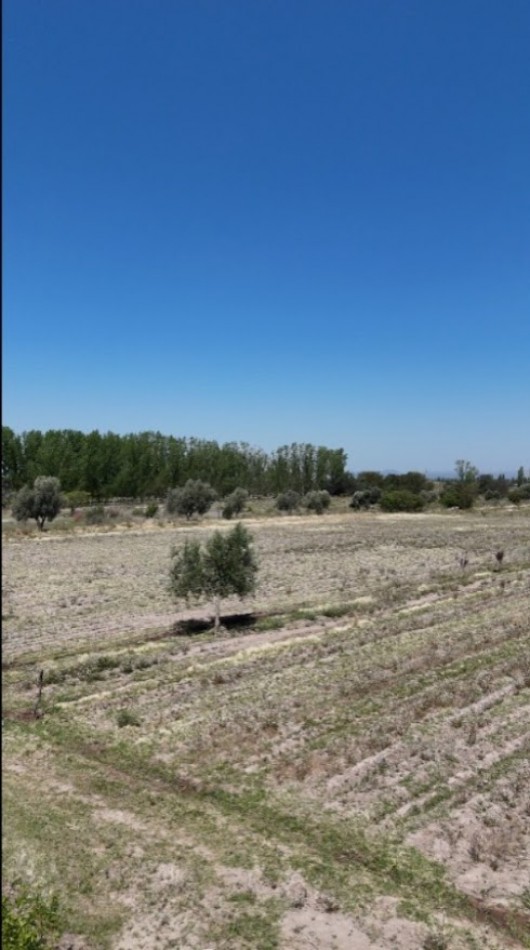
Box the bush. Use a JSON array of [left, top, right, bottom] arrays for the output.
[[116, 709, 141, 728], [222, 488, 249, 520], [145, 502, 159, 518], [275, 491, 301, 513], [2, 889, 60, 949], [440, 483, 476, 510], [508, 484, 530, 504], [166, 480, 216, 520], [12, 477, 62, 531], [350, 487, 381, 510], [84, 505, 106, 524], [303, 490, 331, 514], [478, 474, 509, 498], [420, 489, 438, 505], [379, 490, 425, 512], [63, 490, 91, 513]]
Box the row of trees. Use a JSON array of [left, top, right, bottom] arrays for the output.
[[1, 428, 348, 500], [4, 427, 528, 517], [10, 459, 530, 531], [348, 462, 529, 512]]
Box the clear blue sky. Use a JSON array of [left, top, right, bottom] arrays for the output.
[[3, 0, 529, 473]]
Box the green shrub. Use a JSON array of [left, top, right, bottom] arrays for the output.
[[63, 490, 91, 513], [303, 490, 331, 514], [116, 709, 141, 728], [508, 483, 530, 504], [166, 480, 216, 519], [94, 654, 121, 672], [440, 484, 476, 510], [350, 487, 381, 510], [222, 488, 249, 519], [275, 491, 301, 513], [379, 490, 425, 512], [2, 889, 60, 949], [420, 489, 438, 505], [145, 502, 159, 518]]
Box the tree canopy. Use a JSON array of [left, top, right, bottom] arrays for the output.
[[169, 523, 258, 631], [12, 476, 63, 530], [2, 428, 348, 501], [166, 480, 217, 520]]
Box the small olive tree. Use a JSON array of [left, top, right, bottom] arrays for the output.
[[166, 479, 216, 520], [275, 490, 300, 513], [169, 523, 258, 632], [222, 487, 249, 520], [303, 490, 331, 514], [12, 476, 62, 530]]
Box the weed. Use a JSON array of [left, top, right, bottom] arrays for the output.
[[423, 933, 448, 950], [227, 890, 257, 905], [214, 908, 280, 948], [2, 888, 60, 950], [116, 709, 141, 728], [255, 615, 284, 632], [94, 654, 121, 672]]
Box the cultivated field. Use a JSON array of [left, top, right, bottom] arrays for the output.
[[2, 508, 530, 949]]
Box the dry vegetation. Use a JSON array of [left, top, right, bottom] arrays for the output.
[[2, 507, 530, 949]]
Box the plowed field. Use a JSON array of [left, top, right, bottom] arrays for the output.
[[3, 508, 530, 948]]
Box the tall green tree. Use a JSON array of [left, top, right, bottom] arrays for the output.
[[2, 427, 24, 494], [455, 459, 479, 483], [2, 428, 350, 500]]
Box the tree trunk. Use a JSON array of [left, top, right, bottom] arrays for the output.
[[214, 595, 221, 633]]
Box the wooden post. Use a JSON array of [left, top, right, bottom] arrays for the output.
[[33, 669, 44, 719], [214, 596, 221, 633]]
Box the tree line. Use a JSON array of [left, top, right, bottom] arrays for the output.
[[1, 428, 349, 500], [3, 428, 528, 511]]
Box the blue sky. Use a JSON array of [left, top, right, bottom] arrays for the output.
[[3, 0, 529, 473]]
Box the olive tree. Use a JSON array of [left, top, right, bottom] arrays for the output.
[[303, 490, 331, 514], [169, 523, 258, 632], [222, 487, 249, 520], [12, 476, 62, 530], [166, 479, 216, 520], [275, 490, 300, 513]]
